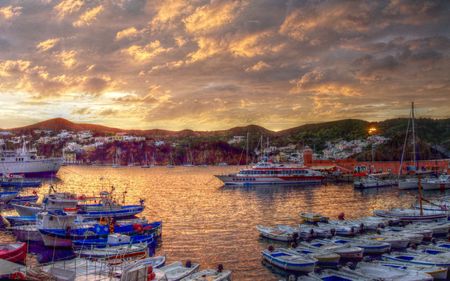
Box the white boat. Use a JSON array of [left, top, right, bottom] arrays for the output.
[[215, 160, 324, 186], [75, 243, 149, 260], [11, 203, 41, 216], [406, 221, 450, 237], [381, 230, 424, 245], [363, 234, 410, 250], [111, 256, 167, 277], [343, 262, 433, 281], [374, 260, 448, 280], [300, 241, 364, 261], [398, 177, 420, 189], [317, 222, 360, 236], [8, 224, 42, 242], [298, 224, 332, 239], [180, 269, 231, 281], [160, 261, 200, 281], [256, 225, 296, 242], [330, 237, 391, 255], [0, 144, 63, 177], [0, 191, 18, 203], [292, 246, 340, 267], [354, 173, 397, 189], [374, 208, 447, 222], [261, 247, 317, 272], [12, 192, 79, 216], [36, 211, 79, 247], [422, 175, 450, 190], [383, 251, 450, 268], [300, 269, 369, 280]]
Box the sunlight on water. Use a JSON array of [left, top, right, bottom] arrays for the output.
[[1, 166, 447, 280]]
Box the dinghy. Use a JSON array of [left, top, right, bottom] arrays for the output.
[[11, 202, 41, 217], [9, 195, 39, 204], [383, 251, 450, 268], [375, 260, 448, 280], [317, 222, 359, 236], [111, 256, 166, 277], [381, 230, 424, 245], [261, 247, 317, 272], [0, 191, 18, 203], [293, 246, 340, 267], [300, 269, 369, 280], [343, 262, 433, 281], [256, 225, 296, 242], [180, 268, 232, 281], [75, 242, 149, 260], [363, 234, 410, 250], [5, 215, 36, 226], [407, 221, 450, 237], [374, 208, 447, 222], [160, 261, 200, 281], [0, 176, 41, 188], [330, 237, 391, 254], [0, 242, 27, 264], [301, 241, 364, 261], [298, 224, 333, 239]]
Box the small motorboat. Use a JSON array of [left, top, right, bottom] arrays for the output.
[[300, 212, 329, 223], [374, 208, 447, 222], [407, 221, 450, 237], [300, 269, 369, 280], [11, 202, 41, 217], [330, 237, 391, 255], [111, 256, 166, 277], [5, 215, 36, 226], [301, 241, 364, 261], [363, 234, 410, 250], [261, 247, 317, 272], [8, 224, 42, 242], [160, 261, 200, 281], [374, 260, 448, 280], [343, 262, 433, 281], [293, 246, 340, 267], [0, 242, 27, 264], [180, 267, 232, 281], [0, 191, 18, 203], [298, 224, 332, 239], [317, 222, 360, 236], [381, 229, 424, 245], [73, 233, 155, 249], [75, 242, 149, 260], [0, 176, 42, 188], [383, 251, 450, 268], [256, 225, 296, 242], [420, 242, 450, 253]]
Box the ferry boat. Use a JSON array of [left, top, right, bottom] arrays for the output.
[[0, 144, 63, 177], [215, 161, 324, 186]]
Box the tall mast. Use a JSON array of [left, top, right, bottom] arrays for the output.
[[411, 102, 417, 168], [245, 132, 249, 166]]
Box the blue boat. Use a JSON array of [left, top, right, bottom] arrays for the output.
[[9, 195, 39, 204], [0, 191, 18, 203], [75, 204, 144, 219], [39, 221, 162, 240], [5, 215, 36, 226], [0, 178, 41, 188], [72, 233, 155, 249], [262, 248, 317, 272], [382, 252, 450, 268]]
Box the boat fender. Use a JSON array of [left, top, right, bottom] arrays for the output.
[[268, 245, 274, 252], [290, 241, 298, 248], [346, 262, 356, 270], [330, 228, 336, 236], [65, 226, 71, 238], [186, 260, 192, 268], [350, 227, 355, 234], [309, 229, 315, 236], [24, 202, 30, 206], [338, 212, 345, 220], [147, 272, 155, 281], [359, 223, 364, 233], [410, 243, 417, 250], [292, 232, 299, 241], [217, 264, 224, 273], [147, 265, 153, 274]]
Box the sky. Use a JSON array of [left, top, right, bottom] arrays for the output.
[[0, 0, 449, 131]]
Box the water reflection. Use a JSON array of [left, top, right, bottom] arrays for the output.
[[0, 166, 449, 280]]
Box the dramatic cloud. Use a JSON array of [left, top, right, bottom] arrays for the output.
[[0, 0, 449, 130]]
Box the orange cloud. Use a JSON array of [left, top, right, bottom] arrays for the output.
[[115, 27, 139, 41], [56, 50, 77, 68], [124, 41, 171, 62], [73, 5, 104, 27], [0, 5, 22, 20], [36, 38, 60, 52], [245, 61, 270, 72], [54, 0, 84, 18]]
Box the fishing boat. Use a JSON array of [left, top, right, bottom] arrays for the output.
[[160, 261, 200, 281], [300, 212, 329, 223], [374, 208, 447, 222], [0, 174, 42, 187], [0, 191, 18, 203], [36, 210, 80, 247], [73, 233, 155, 249], [256, 225, 296, 242], [292, 246, 340, 267], [363, 234, 410, 250], [77, 204, 144, 219], [0, 242, 27, 264], [11, 202, 41, 216], [301, 241, 364, 261], [215, 160, 324, 186], [383, 251, 450, 268], [342, 262, 433, 281], [9, 195, 39, 204], [180, 267, 232, 281], [330, 237, 391, 255], [12, 191, 79, 217], [385, 226, 432, 242], [76, 242, 149, 260], [261, 247, 317, 272], [111, 256, 166, 277], [380, 230, 424, 245], [374, 260, 448, 280], [402, 221, 450, 237], [8, 224, 42, 242], [354, 173, 397, 189], [317, 222, 360, 236], [298, 224, 333, 239], [4, 215, 36, 226]]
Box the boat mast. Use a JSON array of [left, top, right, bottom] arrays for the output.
[[246, 132, 249, 166], [411, 102, 417, 169]]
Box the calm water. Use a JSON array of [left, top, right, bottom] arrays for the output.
[[1, 166, 448, 280]]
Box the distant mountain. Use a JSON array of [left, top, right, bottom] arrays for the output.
[[9, 118, 124, 134]]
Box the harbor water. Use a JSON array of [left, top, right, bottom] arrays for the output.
[[1, 166, 449, 280]]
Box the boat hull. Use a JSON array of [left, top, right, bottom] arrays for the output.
[[10, 226, 42, 242], [262, 251, 316, 272], [12, 203, 41, 217], [0, 242, 27, 264], [216, 175, 323, 186], [422, 182, 450, 190], [0, 158, 63, 177], [40, 232, 73, 247]]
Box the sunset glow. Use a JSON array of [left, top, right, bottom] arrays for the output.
[[0, 1, 449, 130]]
